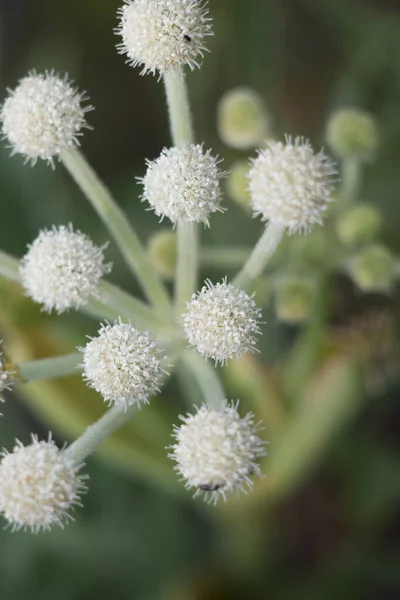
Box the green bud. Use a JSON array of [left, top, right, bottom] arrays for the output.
[[217, 87, 270, 150], [326, 107, 379, 161], [147, 230, 177, 280], [274, 277, 315, 324], [226, 160, 251, 211], [350, 245, 396, 292], [336, 203, 382, 247]]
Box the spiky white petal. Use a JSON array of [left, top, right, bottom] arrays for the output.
[[249, 136, 337, 233], [182, 279, 262, 364], [116, 0, 213, 76], [1, 71, 91, 164], [0, 435, 87, 533], [80, 320, 166, 410], [170, 401, 266, 503], [20, 225, 111, 314], [140, 144, 225, 225]]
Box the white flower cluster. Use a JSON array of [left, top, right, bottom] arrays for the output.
[[20, 225, 111, 314], [116, 0, 212, 75], [183, 279, 262, 364], [249, 136, 337, 232], [140, 144, 225, 225], [80, 321, 166, 410], [170, 401, 265, 503], [1, 71, 91, 164], [0, 435, 86, 533]]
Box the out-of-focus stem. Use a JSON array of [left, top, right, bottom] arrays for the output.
[[0, 250, 20, 282], [341, 158, 361, 204], [61, 147, 171, 314], [180, 349, 226, 409], [18, 353, 82, 382], [233, 222, 284, 290]]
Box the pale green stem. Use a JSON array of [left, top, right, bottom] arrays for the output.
[[201, 247, 251, 269], [163, 68, 199, 313], [341, 158, 361, 204], [180, 349, 226, 409], [65, 403, 139, 464], [0, 250, 20, 282], [17, 353, 81, 382], [233, 222, 285, 290], [61, 147, 171, 314]]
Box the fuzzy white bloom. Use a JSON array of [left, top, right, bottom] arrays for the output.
[[249, 136, 337, 233], [20, 225, 111, 314], [182, 279, 262, 364], [80, 320, 166, 410], [140, 144, 225, 226], [0, 435, 87, 532], [170, 401, 266, 503], [116, 0, 212, 76], [1, 71, 91, 165]]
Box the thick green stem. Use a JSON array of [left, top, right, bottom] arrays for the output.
[[18, 353, 81, 382], [65, 403, 139, 464], [201, 247, 251, 270], [61, 147, 171, 314], [0, 250, 20, 282], [233, 222, 284, 290], [341, 158, 361, 204], [180, 349, 226, 409], [163, 68, 199, 312]]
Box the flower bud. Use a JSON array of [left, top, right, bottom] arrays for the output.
[[226, 160, 251, 211], [326, 108, 379, 161], [147, 230, 177, 280], [217, 87, 270, 149], [274, 277, 315, 324], [349, 245, 396, 292], [336, 203, 382, 247]]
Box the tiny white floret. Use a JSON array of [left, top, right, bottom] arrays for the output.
[[116, 0, 213, 76], [140, 144, 225, 225], [170, 400, 266, 503], [20, 224, 111, 314], [249, 136, 337, 233], [1, 71, 91, 164], [182, 279, 262, 364], [80, 320, 166, 410], [0, 434, 87, 533]]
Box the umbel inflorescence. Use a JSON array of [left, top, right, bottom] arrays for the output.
[[0, 0, 363, 534]]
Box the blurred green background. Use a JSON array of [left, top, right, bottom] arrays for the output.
[[0, 0, 400, 598]]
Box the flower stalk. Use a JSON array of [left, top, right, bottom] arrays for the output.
[[17, 353, 82, 382]]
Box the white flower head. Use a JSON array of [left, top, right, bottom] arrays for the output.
[[169, 401, 266, 503], [80, 320, 167, 410], [116, 0, 213, 76], [20, 225, 111, 314], [182, 279, 262, 364], [1, 71, 92, 165], [140, 144, 225, 226], [0, 434, 87, 533], [249, 136, 337, 233]]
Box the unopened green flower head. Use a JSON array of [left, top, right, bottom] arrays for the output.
[[336, 204, 382, 247], [274, 276, 315, 324], [217, 87, 270, 149], [1, 71, 91, 165], [349, 244, 396, 292], [116, 0, 213, 76], [226, 160, 251, 211], [147, 230, 177, 279], [326, 107, 379, 161]]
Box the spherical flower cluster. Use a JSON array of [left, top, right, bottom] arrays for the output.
[[116, 0, 212, 76], [140, 144, 225, 226], [20, 225, 111, 314], [182, 279, 262, 364], [1, 71, 91, 164], [0, 435, 87, 532], [169, 401, 266, 503], [249, 136, 337, 233], [80, 320, 166, 410]]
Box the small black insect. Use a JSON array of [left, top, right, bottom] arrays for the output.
[[183, 34, 191, 43], [199, 483, 222, 492]]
